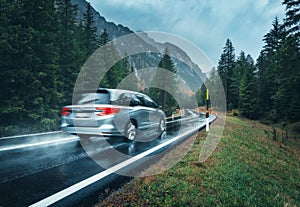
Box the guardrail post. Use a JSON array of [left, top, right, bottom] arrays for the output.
[[206, 111, 209, 132]]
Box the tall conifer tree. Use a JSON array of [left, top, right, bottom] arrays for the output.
[[56, 0, 83, 104], [239, 55, 259, 119], [230, 51, 247, 109], [83, 2, 99, 56], [149, 48, 178, 116], [257, 18, 286, 117], [283, 0, 300, 39], [217, 39, 235, 109]]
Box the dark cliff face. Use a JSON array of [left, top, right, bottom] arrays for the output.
[[71, 0, 133, 38]]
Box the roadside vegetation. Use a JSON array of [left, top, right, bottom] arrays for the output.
[[98, 116, 300, 206]]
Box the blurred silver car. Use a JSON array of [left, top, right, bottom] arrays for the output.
[[61, 88, 166, 141]]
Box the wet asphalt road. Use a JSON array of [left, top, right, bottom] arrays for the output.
[[0, 113, 211, 207]]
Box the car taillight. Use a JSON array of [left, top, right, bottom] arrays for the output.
[[62, 107, 71, 116], [95, 107, 120, 116]]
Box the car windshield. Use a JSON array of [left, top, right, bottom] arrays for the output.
[[74, 92, 110, 105]]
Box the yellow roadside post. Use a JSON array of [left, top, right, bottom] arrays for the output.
[[206, 89, 209, 132]]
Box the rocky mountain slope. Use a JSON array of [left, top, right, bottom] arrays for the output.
[[71, 0, 206, 92]]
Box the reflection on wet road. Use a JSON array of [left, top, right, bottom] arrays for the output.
[[0, 114, 212, 207]]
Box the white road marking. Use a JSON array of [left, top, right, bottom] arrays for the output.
[[30, 115, 216, 207], [29, 125, 203, 207], [0, 131, 61, 140], [0, 137, 79, 152]]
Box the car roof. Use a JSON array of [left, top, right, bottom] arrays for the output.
[[78, 88, 145, 100], [77, 88, 137, 94]]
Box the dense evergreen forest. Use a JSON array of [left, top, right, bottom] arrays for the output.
[[0, 0, 131, 136], [0, 0, 299, 136], [199, 0, 300, 123]]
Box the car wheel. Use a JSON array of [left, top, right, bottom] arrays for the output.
[[158, 118, 166, 133], [125, 120, 137, 141]]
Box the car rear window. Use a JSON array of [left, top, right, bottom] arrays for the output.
[[74, 91, 110, 105]]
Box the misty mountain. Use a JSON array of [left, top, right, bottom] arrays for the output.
[[71, 0, 133, 37], [72, 0, 206, 92]]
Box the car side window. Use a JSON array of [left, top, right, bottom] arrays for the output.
[[114, 93, 133, 106], [143, 95, 157, 108], [136, 95, 146, 107], [129, 95, 142, 106]]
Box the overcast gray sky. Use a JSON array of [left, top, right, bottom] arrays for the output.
[[88, 0, 285, 66]]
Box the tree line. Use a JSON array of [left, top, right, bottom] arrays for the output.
[[0, 0, 130, 136], [199, 0, 300, 123]]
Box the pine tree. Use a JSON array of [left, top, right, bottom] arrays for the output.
[[148, 48, 178, 116], [98, 30, 130, 89], [239, 55, 259, 119], [217, 38, 235, 109], [56, 0, 84, 104], [281, 0, 300, 122], [256, 51, 271, 114], [230, 51, 247, 109], [273, 37, 300, 121], [21, 0, 61, 131], [195, 84, 207, 106], [283, 0, 300, 39], [0, 0, 25, 135], [263, 17, 286, 53], [278, 1, 300, 121], [257, 17, 286, 118], [99, 28, 109, 47], [83, 2, 99, 57]]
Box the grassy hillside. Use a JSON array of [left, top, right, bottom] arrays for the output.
[[98, 116, 300, 206]]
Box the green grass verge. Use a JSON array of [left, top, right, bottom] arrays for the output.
[[97, 116, 300, 207]]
